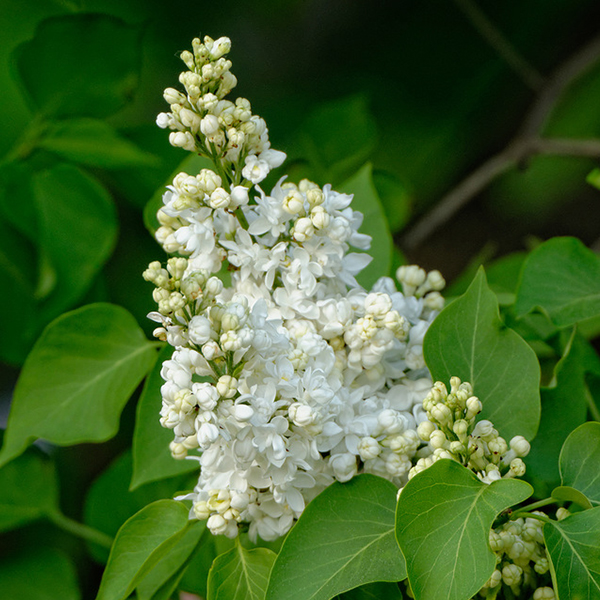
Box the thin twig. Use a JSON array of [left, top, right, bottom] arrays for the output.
[[454, 0, 544, 91], [402, 33, 600, 252]]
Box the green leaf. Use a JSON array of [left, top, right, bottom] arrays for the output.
[[0, 303, 156, 467], [544, 507, 600, 600], [144, 153, 213, 235], [396, 459, 533, 600], [525, 330, 589, 495], [32, 164, 118, 320], [14, 14, 142, 118], [371, 170, 412, 233], [0, 220, 37, 364], [208, 543, 276, 600], [515, 237, 600, 327], [266, 474, 405, 600], [298, 95, 377, 184], [0, 547, 81, 600], [96, 500, 190, 600], [132, 344, 198, 490], [0, 449, 58, 532], [340, 163, 394, 289], [551, 486, 593, 511], [38, 119, 160, 169], [137, 520, 207, 600], [179, 531, 218, 598], [424, 267, 541, 440], [559, 422, 600, 506], [587, 168, 600, 191], [84, 450, 196, 563]]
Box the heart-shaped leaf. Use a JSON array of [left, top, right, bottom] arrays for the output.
[[266, 474, 405, 600], [544, 507, 600, 599], [0, 303, 156, 467], [424, 267, 541, 440], [515, 237, 600, 327], [396, 459, 532, 600]]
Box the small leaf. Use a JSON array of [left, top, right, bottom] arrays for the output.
[[396, 460, 533, 600], [515, 237, 600, 327], [208, 543, 276, 600], [0, 303, 156, 467], [266, 474, 405, 600], [0, 449, 59, 532], [84, 450, 196, 563], [544, 507, 600, 599], [559, 422, 600, 505], [551, 486, 593, 510], [38, 119, 160, 169], [424, 267, 541, 440], [96, 500, 190, 600], [32, 164, 118, 321], [131, 345, 198, 490], [0, 547, 81, 600], [587, 168, 600, 191], [585, 169, 600, 190], [14, 14, 142, 118], [340, 163, 394, 289]]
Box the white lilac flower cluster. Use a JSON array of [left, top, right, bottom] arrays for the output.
[[146, 36, 447, 541], [409, 377, 531, 484], [478, 514, 553, 600]]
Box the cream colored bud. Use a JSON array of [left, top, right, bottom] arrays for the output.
[[292, 217, 314, 242], [282, 190, 305, 215], [417, 420, 436, 441], [200, 114, 220, 137]]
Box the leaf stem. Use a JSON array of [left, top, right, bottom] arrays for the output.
[[47, 510, 114, 549], [517, 496, 557, 513]]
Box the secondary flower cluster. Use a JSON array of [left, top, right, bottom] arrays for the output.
[[148, 36, 447, 541], [479, 514, 553, 599], [409, 377, 531, 484]]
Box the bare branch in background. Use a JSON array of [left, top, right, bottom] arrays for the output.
[[402, 32, 600, 253], [453, 0, 544, 91]]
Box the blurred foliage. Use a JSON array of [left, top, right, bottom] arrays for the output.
[[2, 0, 600, 597]]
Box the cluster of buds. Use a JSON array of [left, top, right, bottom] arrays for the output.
[[409, 377, 531, 484], [156, 35, 285, 185], [478, 513, 553, 598]]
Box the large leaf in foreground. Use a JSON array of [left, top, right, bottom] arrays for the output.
[[424, 268, 541, 440], [266, 474, 405, 600], [97, 500, 190, 600], [515, 237, 600, 327], [559, 422, 600, 505], [131, 345, 197, 490], [208, 544, 276, 600], [84, 450, 195, 563], [396, 460, 532, 600], [544, 507, 600, 600], [0, 304, 156, 467]]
